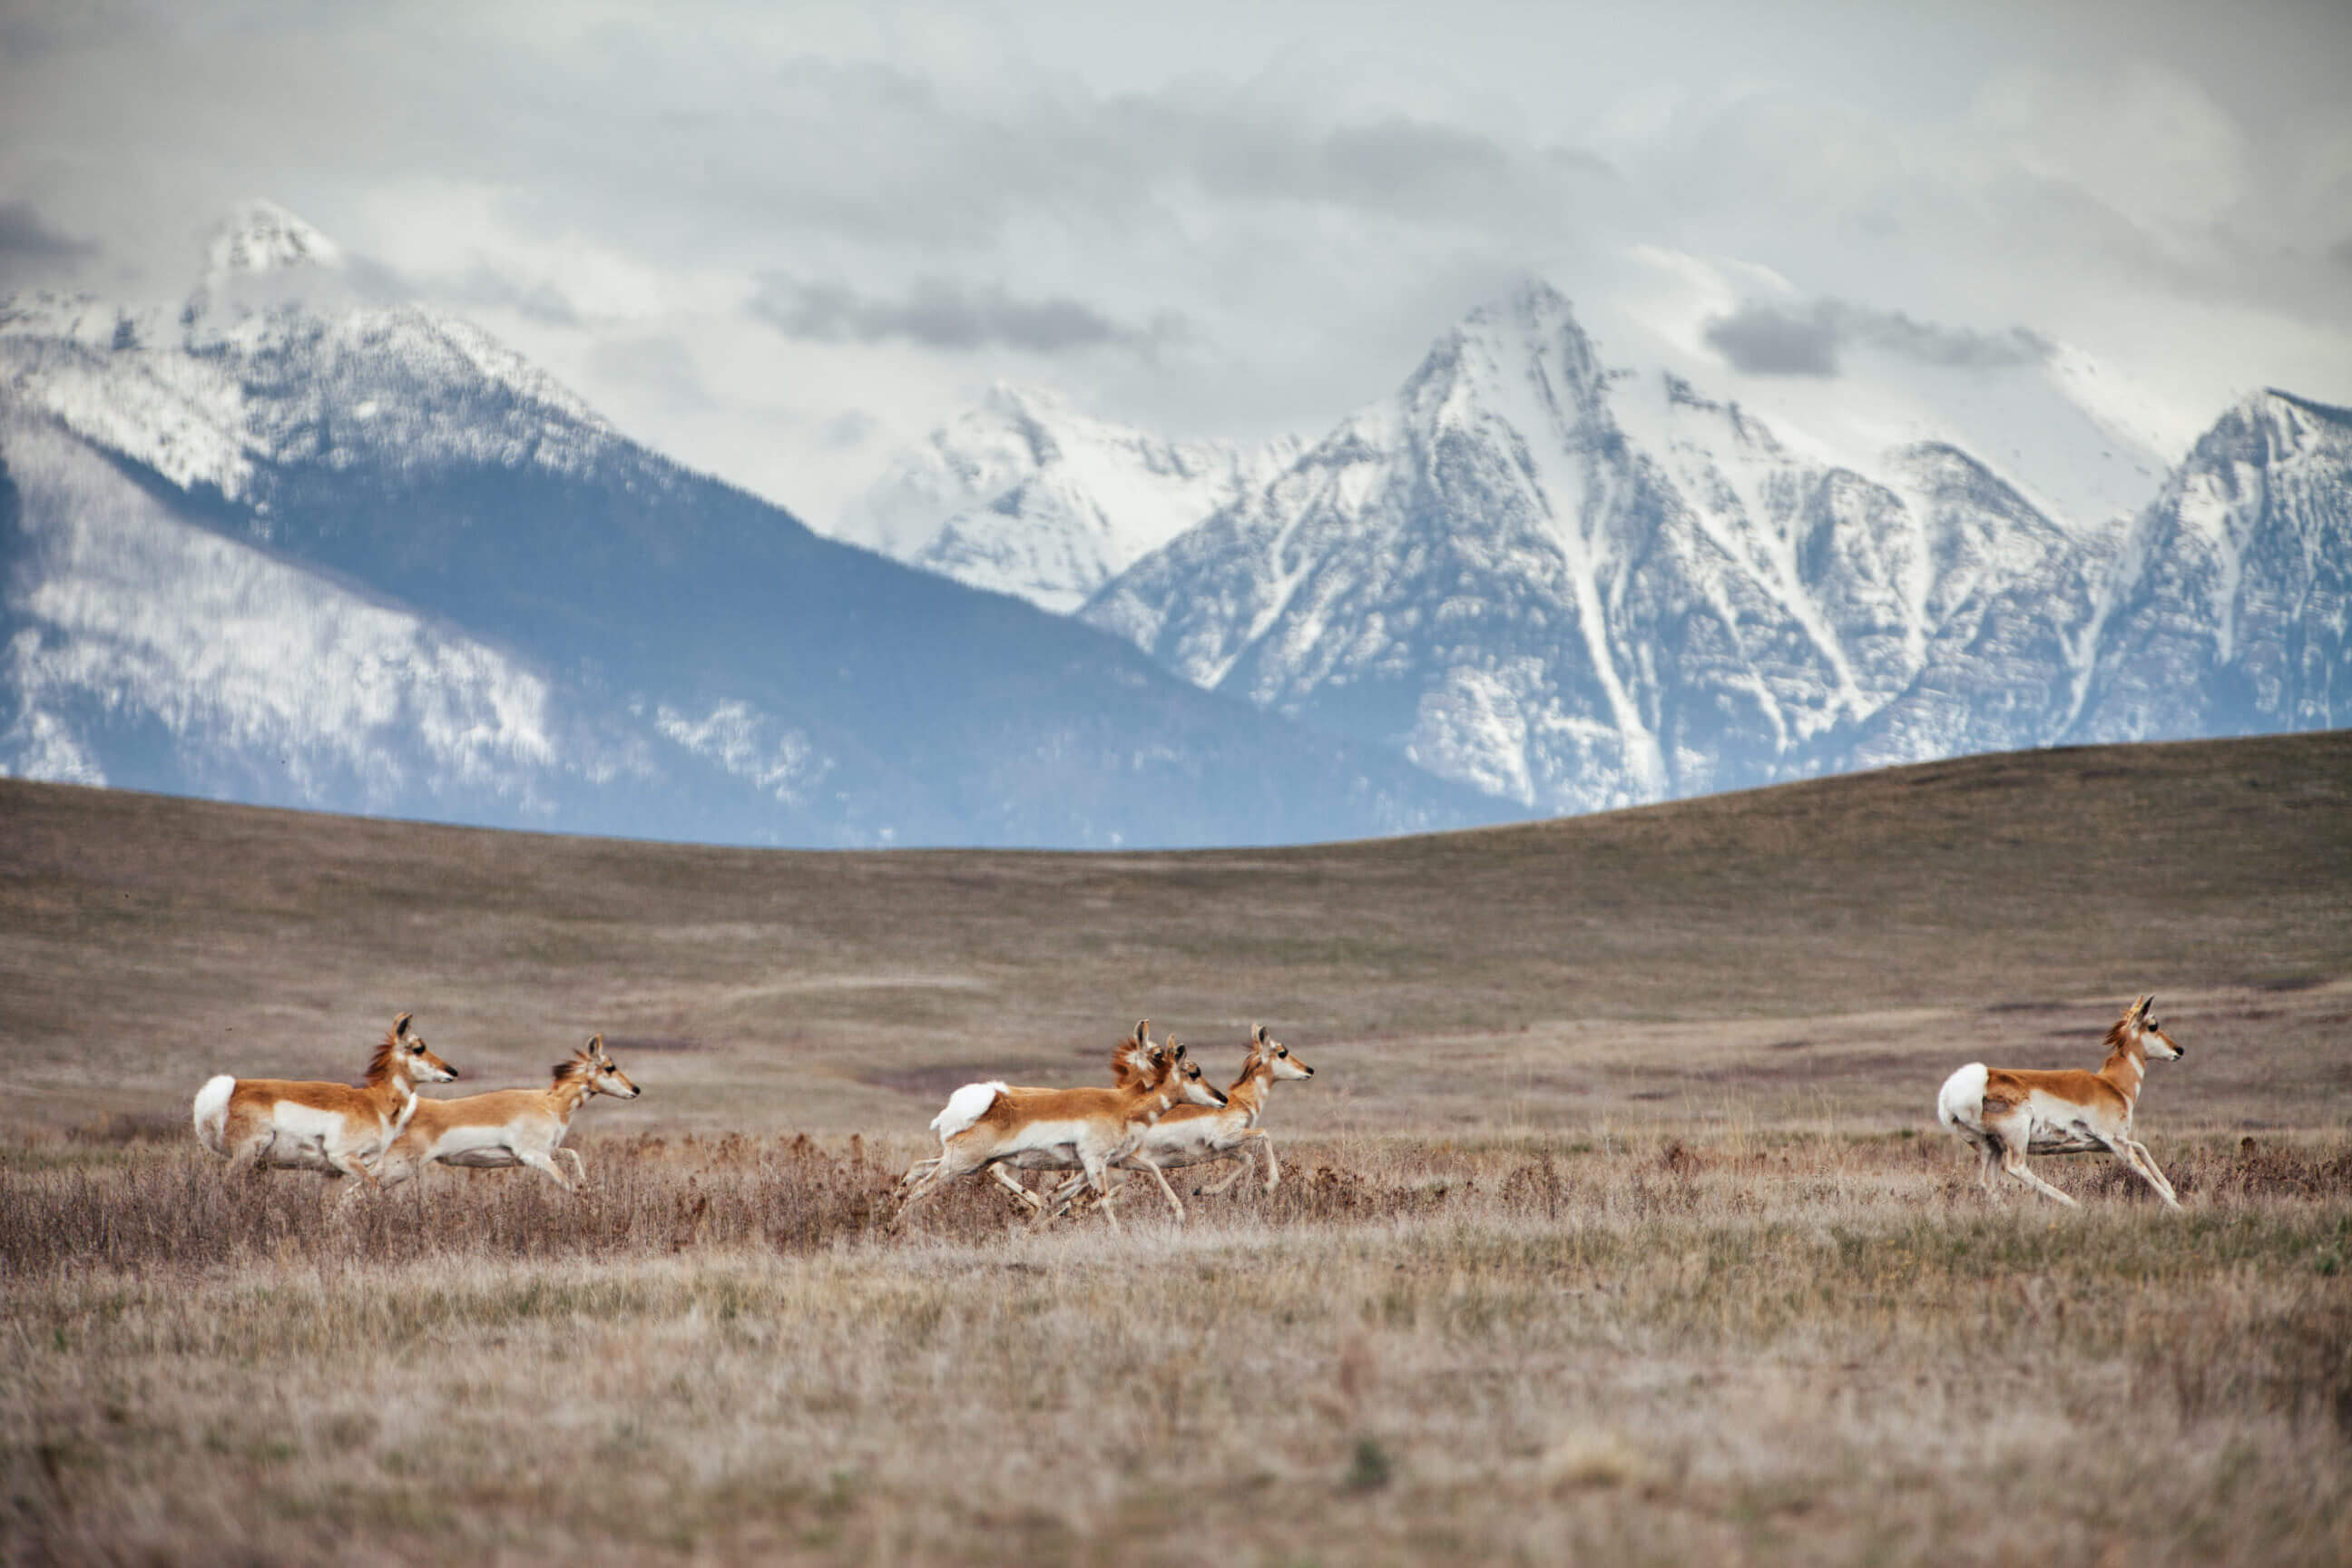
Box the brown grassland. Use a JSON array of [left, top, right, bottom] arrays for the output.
[[2, 732, 2350, 1565]]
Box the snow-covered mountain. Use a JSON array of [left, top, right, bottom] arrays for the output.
[[1079, 282, 2347, 812], [2075, 388, 2351, 742], [835, 383, 1300, 612], [0, 203, 1504, 847]]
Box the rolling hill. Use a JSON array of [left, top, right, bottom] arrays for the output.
[[2, 730, 2343, 1136]]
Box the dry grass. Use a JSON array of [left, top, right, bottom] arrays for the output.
[[5, 1131, 2352, 1566], [2, 734, 2349, 1563]]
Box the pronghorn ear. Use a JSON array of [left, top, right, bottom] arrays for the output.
[[1254, 1024, 1270, 1045], [393, 1012, 413, 1039], [1133, 1020, 1151, 1045], [2131, 995, 2153, 1020], [588, 1033, 604, 1054]]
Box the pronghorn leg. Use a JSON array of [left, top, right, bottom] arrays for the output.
[[518, 1150, 577, 1193], [1259, 1132, 1281, 1193], [1083, 1157, 1122, 1233], [1997, 1145, 2078, 1208], [1975, 1140, 2003, 1201], [326, 1150, 382, 1195], [989, 1165, 1047, 1212], [557, 1148, 588, 1186], [228, 1134, 272, 1185], [900, 1154, 941, 1189], [2131, 1140, 2181, 1209], [1131, 1157, 1186, 1223], [895, 1143, 987, 1227], [1042, 1171, 1090, 1218], [1197, 1148, 1252, 1197], [2111, 1137, 2182, 1210]]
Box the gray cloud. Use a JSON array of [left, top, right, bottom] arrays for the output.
[[0, 201, 91, 260], [1702, 301, 1840, 376], [1, 0, 2345, 513], [750, 275, 1186, 358], [434, 265, 583, 328], [0, 201, 96, 285], [1704, 299, 2053, 377]]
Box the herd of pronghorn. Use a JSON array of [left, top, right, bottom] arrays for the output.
[[189, 995, 2189, 1224]]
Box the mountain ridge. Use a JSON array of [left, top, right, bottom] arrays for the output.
[[1077, 280, 2347, 813], [0, 207, 1504, 848]]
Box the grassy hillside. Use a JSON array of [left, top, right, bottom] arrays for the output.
[[2, 731, 2346, 1137], [5, 733, 2350, 1567]]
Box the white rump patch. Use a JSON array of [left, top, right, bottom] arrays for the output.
[[191, 1074, 237, 1153], [1936, 1063, 1990, 1132], [930, 1082, 1007, 1142]]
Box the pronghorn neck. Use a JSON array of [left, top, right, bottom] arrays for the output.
[[1224, 1058, 1272, 1114], [366, 1054, 421, 1114], [2096, 1029, 2149, 1107], [1122, 1073, 1181, 1124], [547, 1072, 596, 1120]]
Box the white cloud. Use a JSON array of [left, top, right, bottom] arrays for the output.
[[1, 0, 2345, 531]]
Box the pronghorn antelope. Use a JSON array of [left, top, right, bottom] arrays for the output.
[[191, 1012, 459, 1189], [897, 1022, 1172, 1206], [1936, 995, 2184, 1210], [376, 1034, 642, 1193], [896, 1023, 1227, 1231], [1042, 1024, 1315, 1215]]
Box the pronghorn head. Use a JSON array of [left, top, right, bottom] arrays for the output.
[[555, 1035, 643, 1099], [372, 1012, 458, 1086], [1110, 1020, 1157, 1088], [2128, 995, 2185, 1062], [1165, 1038, 1229, 1109], [1252, 1024, 1315, 1082], [586, 1034, 642, 1099]]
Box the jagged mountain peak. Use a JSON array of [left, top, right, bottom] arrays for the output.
[[1429, 279, 1593, 368], [2239, 387, 2352, 451], [977, 378, 1075, 418], [205, 200, 344, 282], [835, 386, 1301, 613], [1401, 279, 1611, 447], [1460, 276, 1579, 334]]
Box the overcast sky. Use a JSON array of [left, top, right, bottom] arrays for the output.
[[4, 0, 2347, 523]]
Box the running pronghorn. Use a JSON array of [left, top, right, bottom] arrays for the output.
[[896, 1023, 1227, 1231], [375, 1034, 642, 1193], [191, 1012, 459, 1190], [897, 1022, 1172, 1205], [1042, 1024, 1315, 1215], [1936, 995, 2184, 1210]]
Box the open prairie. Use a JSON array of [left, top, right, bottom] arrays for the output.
[[4, 733, 2350, 1565]]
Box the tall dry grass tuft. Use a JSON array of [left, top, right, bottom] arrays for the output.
[[0, 1132, 909, 1275], [5, 1129, 2350, 1566]]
